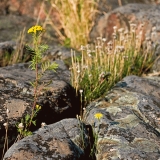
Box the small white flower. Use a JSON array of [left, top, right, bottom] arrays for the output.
[[118, 28, 124, 33], [18, 123, 24, 129], [41, 122, 46, 128], [76, 115, 79, 119], [113, 26, 117, 31], [152, 26, 156, 32], [145, 37, 151, 41], [97, 37, 102, 40], [124, 30, 129, 35], [80, 45, 85, 51], [102, 38, 106, 42], [6, 109, 10, 117], [107, 41, 113, 46], [79, 90, 83, 94], [88, 53, 92, 57], [130, 23, 136, 28], [3, 122, 8, 127]]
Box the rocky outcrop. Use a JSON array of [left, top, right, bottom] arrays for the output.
[[3, 118, 91, 160], [0, 61, 80, 156], [2, 74, 160, 160], [83, 75, 160, 160]]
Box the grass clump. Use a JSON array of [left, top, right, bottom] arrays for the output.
[[70, 23, 156, 108], [42, 0, 99, 49]]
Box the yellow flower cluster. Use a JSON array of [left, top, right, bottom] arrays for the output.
[[36, 104, 41, 110], [28, 25, 44, 34], [94, 113, 103, 120]]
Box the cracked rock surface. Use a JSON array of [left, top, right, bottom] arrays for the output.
[[84, 75, 160, 160], [3, 119, 90, 160], [0, 61, 79, 156]]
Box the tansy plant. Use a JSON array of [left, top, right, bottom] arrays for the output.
[[17, 25, 58, 139]]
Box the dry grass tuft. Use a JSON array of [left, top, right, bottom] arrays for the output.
[[70, 23, 156, 107]]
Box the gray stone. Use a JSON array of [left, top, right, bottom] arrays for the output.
[[83, 75, 160, 160], [0, 61, 79, 155], [3, 118, 90, 160]]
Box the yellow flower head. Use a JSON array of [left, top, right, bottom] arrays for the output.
[[36, 104, 41, 110], [28, 25, 45, 34], [94, 113, 103, 120]]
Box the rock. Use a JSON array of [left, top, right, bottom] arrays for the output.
[[0, 41, 16, 66], [0, 61, 80, 156], [90, 3, 160, 42], [97, 0, 156, 14], [83, 75, 160, 160], [3, 118, 91, 160]]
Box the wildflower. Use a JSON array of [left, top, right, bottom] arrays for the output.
[[107, 41, 113, 46], [88, 53, 92, 57], [112, 33, 117, 39], [6, 108, 10, 116], [18, 123, 24, 129], [118, 28, 124, 33], [102, 38, 107, 42], [41, 122, 46, 128], [97, 37, 102, 40], [36, 104, 41, 110], [152, 26, 156, 32], [130, 23, 136, 28], [124, 30, 129, 35], [3, 122, 8, 127], [80, 45, 85, 51], [113, 26, 117, 32], [28, 25, 45, 34], [94, 113, 103, 120], [76, 114, 79, 119], [87, 49, 91, 54], [79, 90, 83, 94]]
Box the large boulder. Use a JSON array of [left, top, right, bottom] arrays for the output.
[[3, 118, 91, 160], [0, 61, 80, 156], [83, 75, 160, 159]]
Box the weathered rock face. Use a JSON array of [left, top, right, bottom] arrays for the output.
[[3, 118, 91, 160], [1, 73, 160, 159], [0, 41, 16, 66], [0, 61, 80, 156], [90, 3, 160, 42], [83, 75, 160, 160]]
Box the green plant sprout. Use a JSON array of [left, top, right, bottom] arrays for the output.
[[16, 25, 58, 139]]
